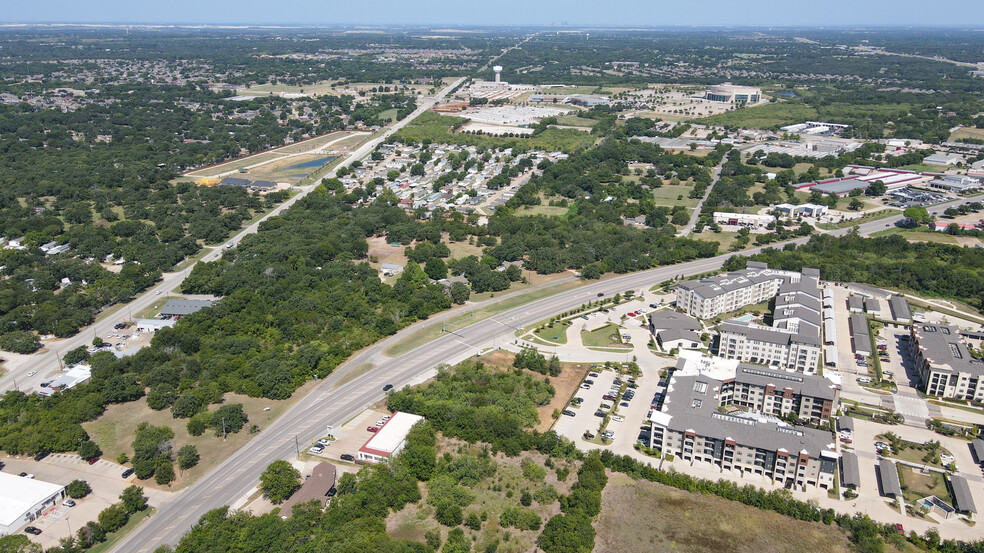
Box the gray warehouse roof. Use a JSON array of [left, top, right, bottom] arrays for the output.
[[972, 439, 984, 463], [811, 179, 869, 196], [838, 416, 855, 432], [848, 296, 864, 312], [841, 452, 861, 488], [889, 296, 911, 322], [914, 324, 984, 378], [878, 459, 903, 498], [160, 299, 214, 316], [950, 475, 977, 514]]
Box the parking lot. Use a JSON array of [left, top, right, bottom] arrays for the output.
[[1, 454, 171, 548], [552, 363, 664, 455], [303, 408, 391, 466]]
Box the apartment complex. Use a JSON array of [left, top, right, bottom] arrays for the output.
[[717, 269, 824, 373], [649, 363, 839, 490], [909, 324, 984, 400], [675, 262, 798, 319]]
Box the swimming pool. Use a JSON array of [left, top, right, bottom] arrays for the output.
[[734, 314, 756, 322]]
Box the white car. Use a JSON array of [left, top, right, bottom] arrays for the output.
[[611, 416, 624, 423], [317, 439, 331, 446], [940, 453, 955, 464], [27, 371, 37, 377], [308, 446, 324, 454], [155, 290, 162, 295]]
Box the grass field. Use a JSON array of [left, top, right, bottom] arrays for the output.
[[595, 473, 853, 553], [554, 114, 598, 128], [532, 320, 569, 344], [83, 382, 315, 490], [515, 204, 571, 217], [696, 102, 819, 130], [950, 127, 984, 142], [650, 183, 700, 208], [899, 465, 953, 505], [581, 323, 623, 347]]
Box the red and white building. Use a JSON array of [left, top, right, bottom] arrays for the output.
[[357, 411, 425, 463]]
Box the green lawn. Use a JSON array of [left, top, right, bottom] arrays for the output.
[[533, 320, 569, 344], [554, 114, 598, 128], [950, 127, 984, 142], [581, 323, 624, 347], [899, 465, 953, 505], [650, 183, 700, 208]]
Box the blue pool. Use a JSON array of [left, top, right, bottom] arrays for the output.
[[734, 314, 756, 322]]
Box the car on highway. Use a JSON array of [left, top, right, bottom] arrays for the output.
[[382, 384, 393, 391], [597, 292, 604, 297], [155, 290, 162, 295], [367, 426, 378, 433], [24, 527, 41, 535], [340, 454, 355, 461], [27, 371, 37, 377]]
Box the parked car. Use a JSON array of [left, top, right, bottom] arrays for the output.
[[88, 457, 100, 465], [308, 446, 324, 454], [620, 402, 629, 408], [562, 410, 576, 417], [580, 384, 591, 390], [367, 426, 379, 432], [122, 468, 135, 478], [611, 416, 624, 423], [24, 527, 41, 535], [602, 394, 615, 401], [340, 454, 355, 461], [600, 403, 612, 410], [875, 441, 890, 451], [588, 372, 599, 378], [857, 377, 872, 384], [895, 523, 904, 535], [941, 453, 955, 464], [584, 379, 594, 385], [594, 411, 606, 418], [318, 439, 331, 446], [62, 499, 76, 507]]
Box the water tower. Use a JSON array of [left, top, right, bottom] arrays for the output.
[[493, 65, 503, 83]]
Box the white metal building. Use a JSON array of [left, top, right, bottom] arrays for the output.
[[0, 473, 66, 535], [357, 412, 425, 463], [713, 212, 775, 229], [136, 319, 177, 332]]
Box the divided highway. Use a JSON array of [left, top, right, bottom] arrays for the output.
[[109, 201, 975, 552]]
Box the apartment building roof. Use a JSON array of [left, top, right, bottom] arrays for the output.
[[677, 266, 789, 301], [950, 475, 978, 514], [838, 416, 854, 432], [650, 373, 835, 456], [848, 295, 864, 312], [656, 328, 701, 344], [732, 364, 839, 401], [720, 320, 823, 348], [913, 324, 984, 377]]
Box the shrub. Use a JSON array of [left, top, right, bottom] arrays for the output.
[[155, 460, 175, 485], [500, 507, 541, 531], [435, 503, 463, 527], [187, 412, 211, 436], [66, 479, 91, 499], [177, 445, 200, 470]]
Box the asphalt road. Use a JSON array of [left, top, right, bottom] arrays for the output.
[[109, 198, 983, 552], [0, 77, 464, 396]]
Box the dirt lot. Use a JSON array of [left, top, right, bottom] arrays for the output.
[[83, 380, 318, 490], [595, 473, 853, 553]]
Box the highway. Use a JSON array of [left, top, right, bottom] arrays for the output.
[[109, 199, 977, 552], [0, 76, 464, 396]]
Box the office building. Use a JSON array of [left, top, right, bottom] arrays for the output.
[[910, 324, 984, 400], [713, 212, 775, 229]]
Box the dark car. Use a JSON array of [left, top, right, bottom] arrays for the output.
[[340, 454, 355, 461], [88, 457, 100, 465], [34, 451, 49, 462], [562, 410, 576, 417], [382, 384, 393, 392], [594, 411, 606, 418], [597, 292, 604, 297], [18, 472, 27, 477], [602, 394, 616, 401], [326, 487, 337, 498], [584, 379, 594, 385], [24, 527, 42, 535], [122, 468, 135, 478]]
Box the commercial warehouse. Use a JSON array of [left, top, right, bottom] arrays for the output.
[[358, 411, 425, 463], [0, 473, 66, 535]]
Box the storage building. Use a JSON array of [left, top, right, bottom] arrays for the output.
[[358, 412, 425, 463], [0, 473, 66, 535]]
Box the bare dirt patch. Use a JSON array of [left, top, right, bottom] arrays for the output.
[[595, 472, 853, 553]]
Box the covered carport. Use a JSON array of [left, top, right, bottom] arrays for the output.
[[877, 459, 902, 499]]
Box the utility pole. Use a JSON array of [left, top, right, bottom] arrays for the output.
[[294, 435, 299, 458], [222, 418, 227, 442]]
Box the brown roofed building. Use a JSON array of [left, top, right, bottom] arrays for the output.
[[279, 462, 337, 518]]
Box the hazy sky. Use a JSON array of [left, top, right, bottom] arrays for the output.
[[2, 0, 982, 27]]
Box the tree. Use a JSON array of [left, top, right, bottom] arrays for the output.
[[259, 460, 300, 504], [425, 258, 448, 280], [903, 206, 933, 224], [78, 440, 102, 461], [177, 445, 200, 470], [97, 503, 130, 533], [0, 535, 42, 553], [66, 480, 91, 499], [848, 198, 864, 211], [442, 528, 470, 553], [120, 485, 148, 513], [449, 282, 470, 304], [63, 345, 90, 365], [155, 459, 175, 485]]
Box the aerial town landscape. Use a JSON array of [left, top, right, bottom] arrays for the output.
[[3, 2, 984, 553]]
